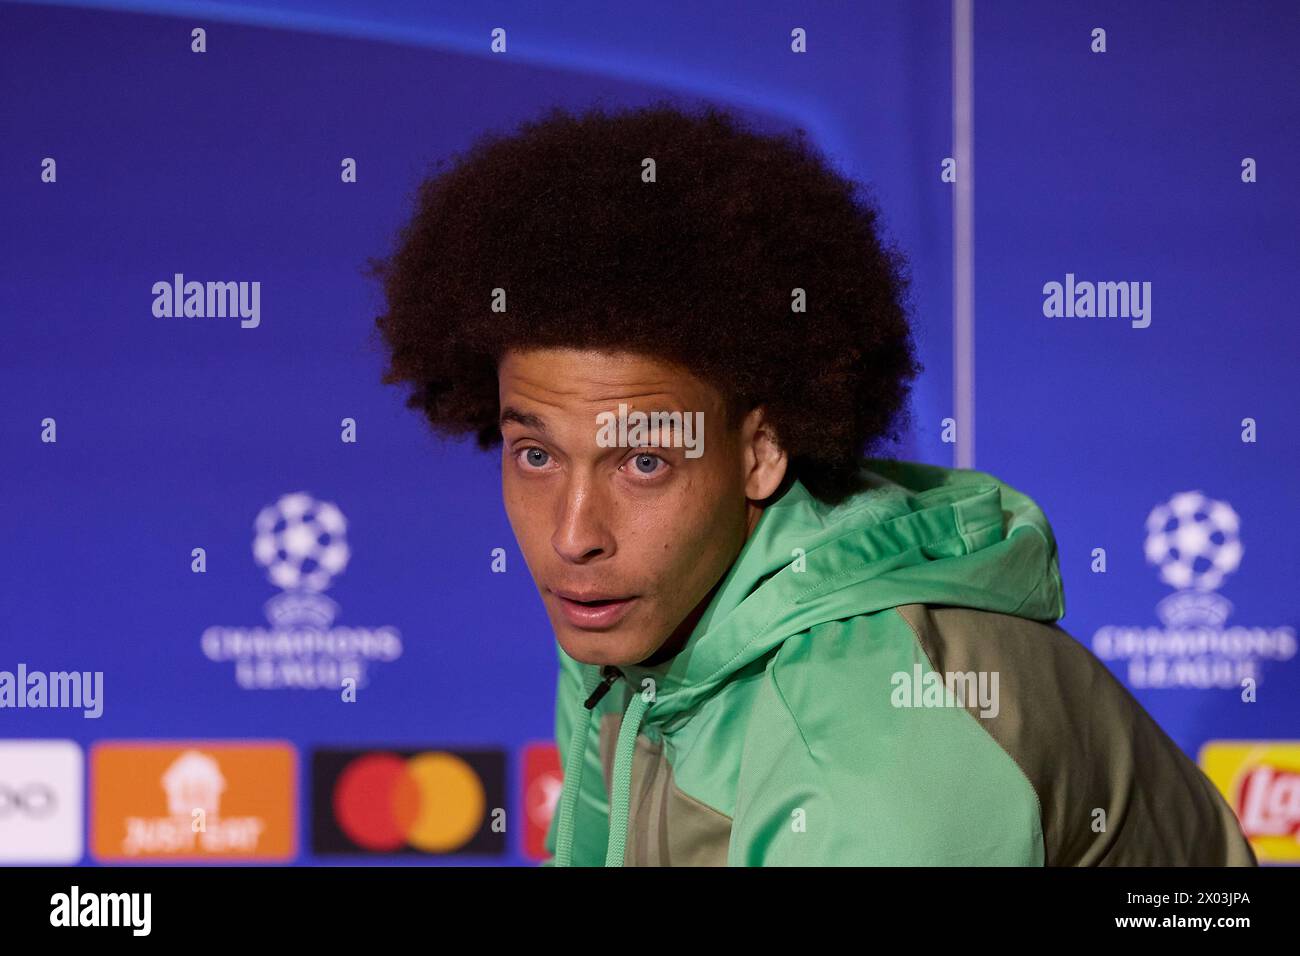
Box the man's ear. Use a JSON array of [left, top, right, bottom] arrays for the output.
[[740, 406, 788, 501]]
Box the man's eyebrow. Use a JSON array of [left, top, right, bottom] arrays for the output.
[[499, 406, 549, 434]]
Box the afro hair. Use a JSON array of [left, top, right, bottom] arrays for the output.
[[367, 98, 922, 505]]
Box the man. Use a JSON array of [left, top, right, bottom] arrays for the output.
[[370, 101, 1256, 866]]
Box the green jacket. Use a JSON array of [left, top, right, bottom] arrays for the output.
[[543, 458, 1257, 866]]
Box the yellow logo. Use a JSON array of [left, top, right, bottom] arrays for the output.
[[1199, 741, 1300, 863]]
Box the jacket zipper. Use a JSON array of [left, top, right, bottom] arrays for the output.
[[584, 664, 625, 709]]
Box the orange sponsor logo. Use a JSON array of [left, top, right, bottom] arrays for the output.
[[1199, 740, 1300, 863], [91, 741, 296, 861]]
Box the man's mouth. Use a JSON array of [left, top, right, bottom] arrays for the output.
[[549, 589, 639, 630]]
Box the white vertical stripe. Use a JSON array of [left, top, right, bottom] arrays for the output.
[[953, 0, 975, 468]]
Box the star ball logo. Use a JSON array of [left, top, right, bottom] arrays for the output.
[[1091, 491, 1296, 689], [311, 749, 506, 857], [200, 492, 403, 691]]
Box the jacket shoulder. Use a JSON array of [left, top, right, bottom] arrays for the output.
[[893, 603, 1256, 866], [729, 611, 1044, 865]]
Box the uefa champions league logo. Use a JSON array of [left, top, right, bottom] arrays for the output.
[[1144, 491, 1242, 591], [1091, 490, 1294, 689], [253, 492, 350, 629], [254, 492, 350, 592], [1144, 491, 1242, 629], [199, 492, 402, 691]]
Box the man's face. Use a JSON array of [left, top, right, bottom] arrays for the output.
[[498, 348, 753, 667]]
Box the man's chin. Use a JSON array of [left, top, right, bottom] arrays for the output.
[[553, 625, 661, 668]]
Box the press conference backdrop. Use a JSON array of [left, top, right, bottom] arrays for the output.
[[1, 0, 1296, 865]]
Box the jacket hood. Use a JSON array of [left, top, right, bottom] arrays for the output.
[[551, 456, 1066, 865], [615, 456, 1066, 726]]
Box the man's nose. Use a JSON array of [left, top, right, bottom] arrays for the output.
[[551, 476, 614, 563]]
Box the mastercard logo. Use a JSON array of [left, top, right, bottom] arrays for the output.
[[312, 748, 505, 856]]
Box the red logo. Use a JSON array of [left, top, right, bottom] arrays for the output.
[[521, 742, 561, 861], [1237, 765, 1300, 838]]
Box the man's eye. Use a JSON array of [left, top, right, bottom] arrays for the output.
[[627, 452, 666, 477], [519, 447, 550, 469]]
